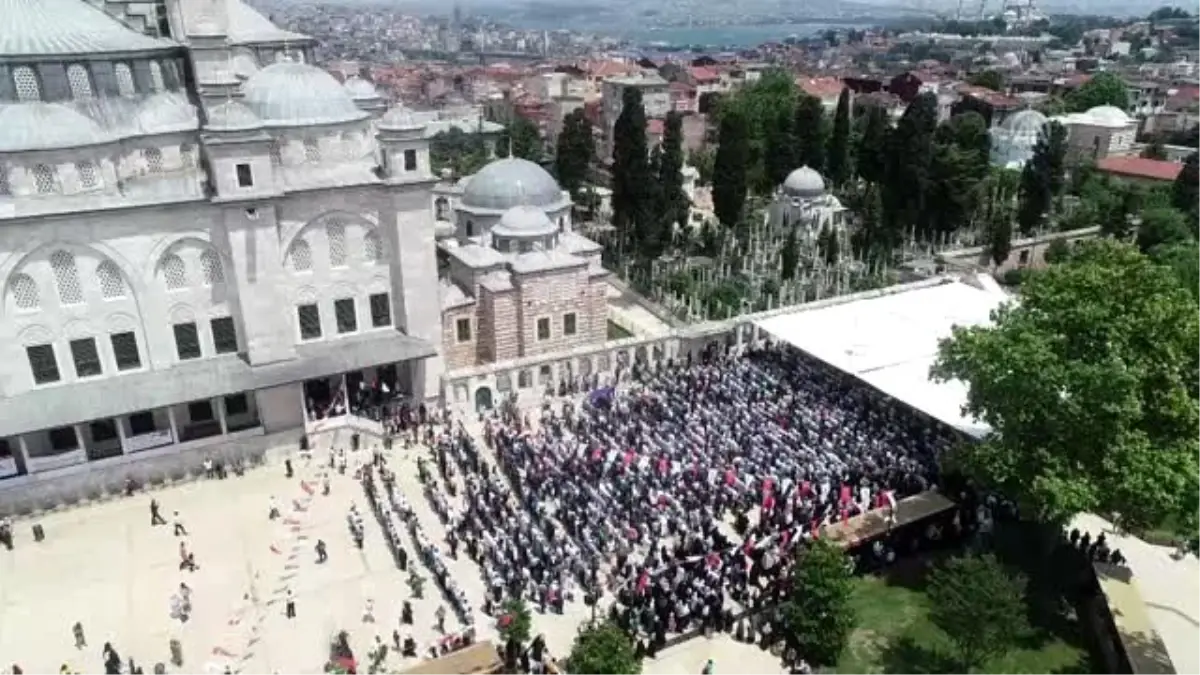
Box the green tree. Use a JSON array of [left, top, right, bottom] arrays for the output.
[[818, 224, 841, 264], [855, 104, 890, 184], [1044, 236, 1072, 264], [1017, 121, 1068, 235], [657, 112, 689, 242], [988, 208, 1013, 266], [780, 228, 799, 280], [715, 69, 798, 193], [1066, 71, 1131, 112], [1141, 138, 1168, 160], [1150, 240, 1200, 300], [826, 88, 852, 188], [932, 240, 1200, 532], [794, 93, 826, 173], [967, 69, 1006, 92], [429, 128, 488, 177], [565, 622, 642, 675], [498, 597, 532, 645], [927, 113, 991, 236], [1136, 206, 1194, 252], [712, 107, 750, 231], [927, 553, 1029, 672], [1172, 151, 1199, 216], [780, 539, 856, 667], [688, 148, 715, 185], [611, 87, 652, 256], [507, 116, 543, 161], [764, 107, 796, 189], [883, 92, 938, 242], [554, 109, 594, 197]]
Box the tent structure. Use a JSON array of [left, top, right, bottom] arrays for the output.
[[754, 276, 1012, 439]]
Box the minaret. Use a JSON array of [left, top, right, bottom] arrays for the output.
[[166, 0, 240, 105]]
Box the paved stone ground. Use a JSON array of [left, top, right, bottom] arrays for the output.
[[0, 404, 785, 675], [1072, 512, 1200, 675]]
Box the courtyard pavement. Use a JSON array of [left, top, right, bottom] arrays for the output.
[[0, 417, 778, 674]]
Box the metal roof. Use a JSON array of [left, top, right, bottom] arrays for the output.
[[0, 0, 177, 57]]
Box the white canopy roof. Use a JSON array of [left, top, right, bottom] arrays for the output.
[[755, 276, 1012, 438]]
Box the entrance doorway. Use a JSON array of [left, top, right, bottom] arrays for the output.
[[474, 386, 494, 412]]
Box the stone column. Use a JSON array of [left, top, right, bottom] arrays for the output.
[[16, 436, 31, 475], [216, 397, 229, 435], [116, 416, 129, 454], [167, 407, 180, 445]]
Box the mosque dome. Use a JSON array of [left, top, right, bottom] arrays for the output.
[[461, 158, 564, 211], [241, 61, 369, 127], [203, 100, 263, 132], [0, 0, 177, 57], [343, 76, 381, 101], [493, 205, 558, 238], [0, 103, 110, 152], [231, 52, 261, 80], [1085, 105, 1132, 127], [133, 92, 200, 136], [1001, 109, 1047, 138], [782, 165, 826, 199], [379, 105, 420, 130]]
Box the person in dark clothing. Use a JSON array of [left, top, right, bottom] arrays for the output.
[[285, 590, 296, 619], [150, 500, 166, 526]]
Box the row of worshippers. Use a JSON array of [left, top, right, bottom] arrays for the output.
[[420, 424, 587, 617], [360, 461, 475, 625]]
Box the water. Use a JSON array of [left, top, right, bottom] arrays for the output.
[[611, 22, 857, 48]]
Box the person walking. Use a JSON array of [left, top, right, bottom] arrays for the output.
[[315, 539, 327, 563], [434, 605, 446, 633], [71, 622, 86, 649], [172, 512, 187, 537], [284, 590, 296, 619], [150, 499, 166, 526]]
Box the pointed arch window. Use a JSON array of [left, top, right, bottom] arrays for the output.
[[66, 64, 94, 100], [33, 164, 58, 194], [159, 253, 188, 290], [96, 260, 125, 299], [363, 230, 384, 264], [327, 221, 347, 268], [289, 239, 312, 271], [149, 61, 165, 92], [115, 63, 136, 97], [9, 273, 40, 310], [200, 249, 225, 285], [303, 138, 321, 163], [13, 66, 40, 102], [49, 250, 83, 305]]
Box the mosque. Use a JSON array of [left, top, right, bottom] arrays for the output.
[[765, 166, 848, 239], [0, 0, 605, 481]]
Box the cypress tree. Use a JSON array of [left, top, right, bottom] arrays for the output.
[[794, 94, 825, 171], [611, 87, 651, 256], [882, 92, 938, 241], [855, 104, 889, 184], [658, 112, 688, 246], [712, 107, 750, 231], [1017, 121, 1067, 235], [826, 88, 852, 188], [764, 107, 796, 189], [1172, 151, 1198, 217], [554, 109, 594, 198]]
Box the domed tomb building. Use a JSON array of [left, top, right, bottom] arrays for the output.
[[990, 109, 1048, 169], [766, 166, 848, 241], [0, 0, 445, 484], [434, 158, 609, 371]]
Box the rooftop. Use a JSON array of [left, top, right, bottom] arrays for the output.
[[1096, 156, 1184, 182]]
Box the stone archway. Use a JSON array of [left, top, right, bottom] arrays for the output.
[[474, 386, 494, 412]]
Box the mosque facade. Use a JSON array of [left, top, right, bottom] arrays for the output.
[[0, 0, 578, 481]]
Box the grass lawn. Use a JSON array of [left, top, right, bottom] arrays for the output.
[[833, 527, 1102, 674]]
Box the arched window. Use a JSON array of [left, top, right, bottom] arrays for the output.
[[143, 148, 164, 173], [327, 221, 347, 267], [9, 273, 40, 310], [180, 144, 196, 169], [49, 250, 83, 305], [114, 63, 136, 97], [269, 141, 283, 167], [434, 197, 449, 221], [76, 161, 99, 189], [303, 138, 321, 163], [288, 238, 312, 271], [13, 66, 40, 102], [0, 168, 11, 196], [200, 249, 224, 285], [363, 230, 383, 263], [149, 61, 165, 92], [66, 64, 93, 100], [33, 165, 57, 194], [466, 220, 476, 237], [96, 260, 125, 299], [159, 253, 188, 290]]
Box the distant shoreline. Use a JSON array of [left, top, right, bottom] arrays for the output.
[[516, 18, 879, 49]]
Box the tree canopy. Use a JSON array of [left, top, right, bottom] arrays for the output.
[[927, 553, 1029, 672], [780, 539, 856, 666], [565, 622, 642, 674], [932, 239, 1199, 533], [611, 87, 652, 255], [713, 106, 751, 231], [554, 109, 594, 197], [1066, 72, 1130, 112]]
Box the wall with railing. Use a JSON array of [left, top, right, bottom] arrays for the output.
[[443, 276, 954, 414]]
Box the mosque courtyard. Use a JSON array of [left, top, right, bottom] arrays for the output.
[[0, 427, 785, 674]]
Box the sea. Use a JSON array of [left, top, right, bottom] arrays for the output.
[[610, 22, 866, 49]]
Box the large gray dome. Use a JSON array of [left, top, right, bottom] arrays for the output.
[[0, 103, 110, 152], [133, 92, 200, 137], [204, 100, 263, 132], [0, 0, 177, 56], [461, 158, 564, 211], [782, 166, 825, 198], [242, 61, 369, 127]]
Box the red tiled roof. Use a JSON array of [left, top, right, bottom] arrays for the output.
[[689, 66, 720, 82], [588, 60, 636, 79], [647, 118, 665, 135], [797, 76, 843, 100], [1096, 156, 1184, 182], [957, 85, 1022, 108], [1166, 87, 1199, 112]]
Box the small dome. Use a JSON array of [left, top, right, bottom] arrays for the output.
[[461, 158, 564, 211], [1085, 105, 1132, 127], [231, 52, 260, 79], [343, 76, 381, 101], [493, 205, 558, 238], [782, 165, 825, 198], [241, 61, 369, 127], [379, 105, 420, 130], [204, 100, 262, 132], [0, 103, 110, 152], [134, 92, 199, 136], [1001, 109, 1047, 137]]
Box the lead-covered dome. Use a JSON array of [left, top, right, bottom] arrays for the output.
[[344, 76, 381, 101], [0, 0, 177, 56], [379, 105, 420, 131], [494, 205, 558, 238], [1001, 109, 1048, 135], [461, 158, 564, 211], [204, 100, 263, 132], [241, 61, 369, 127], [783, 165, 825, 199], [1085, 105, 1132, 127], [0, 103, 110, 152], [133, 92, 200, 136]]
